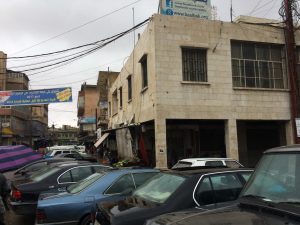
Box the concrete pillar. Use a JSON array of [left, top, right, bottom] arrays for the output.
[[225, 119, 239, 160], [285, 120, 294, 145], [154, 118, 168, 168]]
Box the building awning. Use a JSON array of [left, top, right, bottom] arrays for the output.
[[1, 127, 14, 137], [94, 133, 110, 148]]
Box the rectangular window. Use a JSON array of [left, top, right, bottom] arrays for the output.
[[231, 41, 287, 89], [119, 87, 123, 109], [140, 55, 148, 89], [127, 75, 132, 101], [112, 90, 118, 115], [182, 47, 207, 82]]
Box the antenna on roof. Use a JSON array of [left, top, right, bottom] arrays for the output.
[[230, 0, 233, 22]]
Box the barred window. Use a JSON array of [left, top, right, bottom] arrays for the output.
[[182, 48, 207, 82], [231, 41, 287, 89]]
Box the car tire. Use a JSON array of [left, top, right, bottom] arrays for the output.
[[80, 215, 91, 225]]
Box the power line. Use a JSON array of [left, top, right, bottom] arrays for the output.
[[248, 0, 264, 15], [11, 0, 145, 56], [30, 75, 98, 86], [7, 18, 150, 75]]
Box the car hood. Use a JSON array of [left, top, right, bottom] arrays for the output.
[[163, 203, 300, 225]]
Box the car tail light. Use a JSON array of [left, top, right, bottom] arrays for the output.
[[36, 209, 46, 223], [11, 190, 22, 200]]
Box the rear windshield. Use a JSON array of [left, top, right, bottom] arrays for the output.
[[133, 173, 186, 204], [67, 172, 104, 194], [30, 166, 60, 182], [172, 161, 192, 169]]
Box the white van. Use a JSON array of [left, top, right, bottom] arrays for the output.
[[44, 148, 77, 159]]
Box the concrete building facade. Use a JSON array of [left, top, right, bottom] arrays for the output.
[[107, 14, 295, 168], [49, 125, 79, 146]]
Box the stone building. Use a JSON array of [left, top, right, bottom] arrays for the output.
[[106, 14, 296, 168], [77, 83, 99, 147]]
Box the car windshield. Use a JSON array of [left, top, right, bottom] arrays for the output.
[[225, 160, 242, 168], [67, 172, 104, 194], [241, 152, 300, 204], [30, 166, 60, 182], [45, 151, 53, 156], [133, 173, 186, 204]]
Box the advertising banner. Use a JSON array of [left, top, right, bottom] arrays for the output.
[[78, 117, 96, 124], [0, 87, 72, 106], [160, 0, 211, 20]]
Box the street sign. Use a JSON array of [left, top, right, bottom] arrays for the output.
[[0, 87, 72, 106]]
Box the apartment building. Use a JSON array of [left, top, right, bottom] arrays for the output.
[[106, 14, 296, 168], [77, 83, 99, 147], [49, 125, 78, 146]]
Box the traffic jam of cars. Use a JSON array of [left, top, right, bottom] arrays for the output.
[[5, 145, 300, 225]]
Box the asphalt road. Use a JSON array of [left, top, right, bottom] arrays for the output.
[[4, 171, 35, 225]]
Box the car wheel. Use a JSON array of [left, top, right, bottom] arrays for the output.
[[80, 215, 91, 225]]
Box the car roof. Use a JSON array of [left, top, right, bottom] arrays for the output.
[[264, 145, 300, 153], [178, 158, 238, 163], [165, 167, 253, 176]]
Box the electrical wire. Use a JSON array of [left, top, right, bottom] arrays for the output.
[[11, 0, 145, 56], [7, 18, 150, 75]]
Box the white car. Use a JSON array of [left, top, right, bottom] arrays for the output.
[[172, 158, 243, 169]]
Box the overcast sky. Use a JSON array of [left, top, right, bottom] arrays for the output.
[[0, 0, 282, 128]]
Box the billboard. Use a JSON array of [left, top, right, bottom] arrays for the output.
[[0, 87, 72, 106], [78, 117, 96, 124], [160, 0, 211, 20]]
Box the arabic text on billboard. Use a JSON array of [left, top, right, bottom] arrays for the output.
[[0, 87, 72, 106], [161, 0, 211, 20]]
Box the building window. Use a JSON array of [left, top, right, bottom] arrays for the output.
[[231, 41, 287, 89], [112, 90, 118, 115], [127, 75, 132, 101], [182, 47, 207, 82], [140, 55, 148, 89], [108, 102, 111, 117], [119, 87, 123, 109]]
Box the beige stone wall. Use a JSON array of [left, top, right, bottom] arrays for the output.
[[109, 20, 157, 127], [84, 87, 99, 118], [109, 14, 296, 167]]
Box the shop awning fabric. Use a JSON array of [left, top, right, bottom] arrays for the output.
[[0, 145, 42, 172], [94, 133, 110, 148]]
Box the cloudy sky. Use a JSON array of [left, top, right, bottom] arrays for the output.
[[0, 0, 282, 128]]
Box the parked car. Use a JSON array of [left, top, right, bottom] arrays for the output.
[[9, 162, 110, 215], [44, 148, 79, 159], [145, 145, 300, 225], [172, 158, 243, 169], [54, 151, 97, 162], [94, 167, 253, 225], [35, 168, 159, 225], [13, 158, 76, 178]]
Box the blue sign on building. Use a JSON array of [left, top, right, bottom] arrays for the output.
[[0, 87, 72, 106]]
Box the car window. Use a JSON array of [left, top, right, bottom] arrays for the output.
[[67, 173, 104, 194], [105, 174, 135, 195], [63, 151, 70, 154], [205, 161, 224, 167], [26, 162, 48, 171], [172, 161, 192, 169], [59, 171, 72, 183], [132, 173, 157, 188], [70, 166, 93, 182], [133, 173, 186, 204], [93, 166, 107, 173], [195, 177, 214, 205], [31, 167, 60, 182], [240, 171, 252, 182], [225, 160, 242, 168], [210, 173, 243, 203], [54, 151, 62, 156]]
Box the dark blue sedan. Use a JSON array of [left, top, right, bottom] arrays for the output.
[[36, 168, 159, 225]]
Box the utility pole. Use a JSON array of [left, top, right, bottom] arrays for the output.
[[284, 0, 300, 143]]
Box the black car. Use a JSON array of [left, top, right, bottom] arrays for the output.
[[13, 158, 76, 178], [145, 145, 300, 225], [54, 151, 97, 162], [9, 161, 110, 215], [94, 167, 253, 225]]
